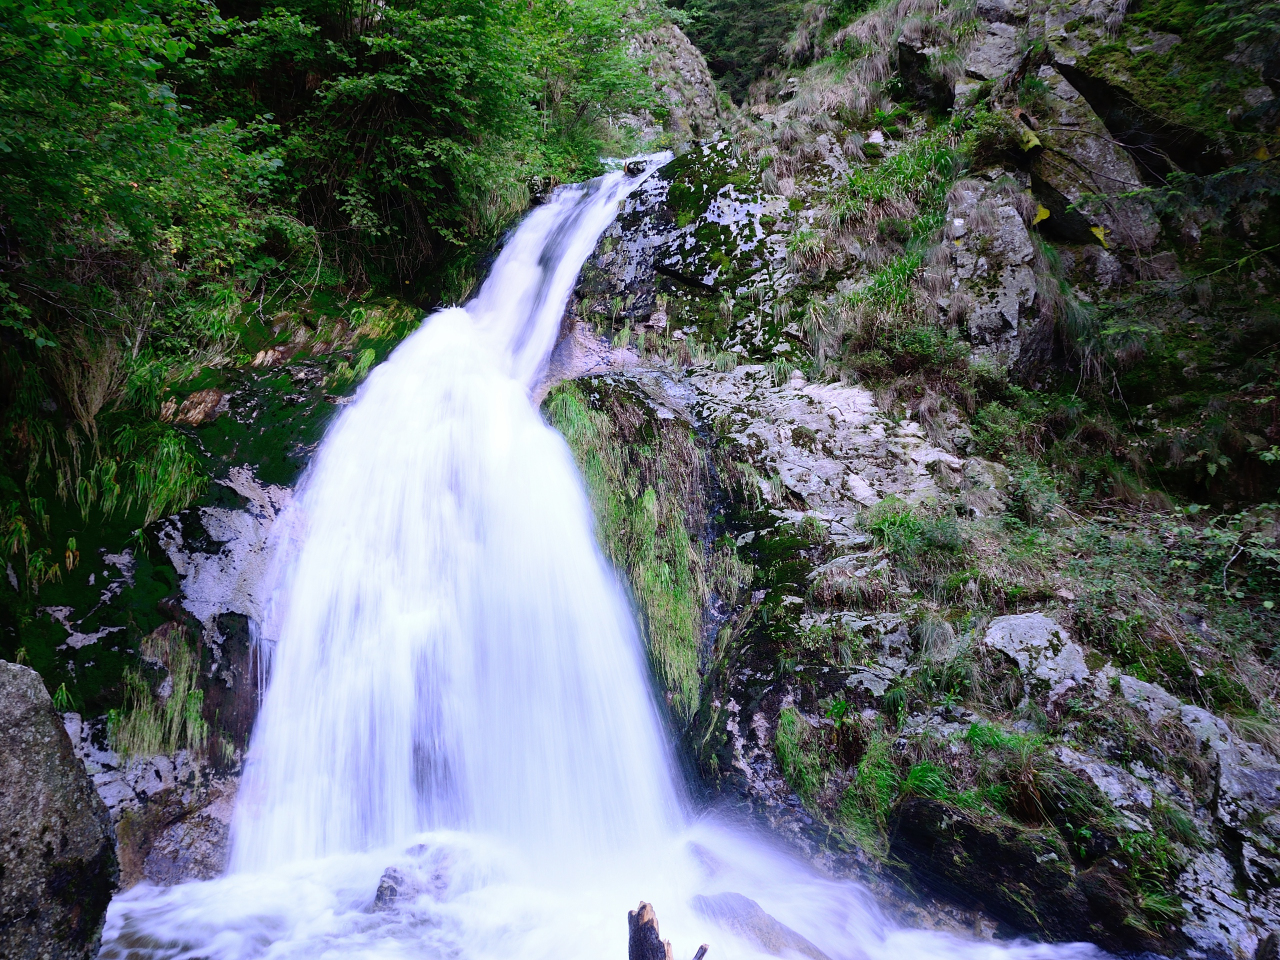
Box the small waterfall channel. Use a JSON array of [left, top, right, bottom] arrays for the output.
[[100, 159, 1100, 960]]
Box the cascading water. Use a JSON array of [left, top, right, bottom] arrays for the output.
[[100, 160, 1101, 960]]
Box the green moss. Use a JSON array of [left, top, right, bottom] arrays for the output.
[[1079, 0, 1264, 139], [544, 380, 710, 721]]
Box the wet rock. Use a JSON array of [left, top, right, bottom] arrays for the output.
[[0, 661, 117, 960], [691, 892, 830, 960], [373, 867, 408, 910], [980, 613, 1089, 697], [576, 143, 794, 355], [536, 323, 639, 404], [890, 796, 1169, 953], [62, 713, 238, 888], [1031, 67, 1161, 251]]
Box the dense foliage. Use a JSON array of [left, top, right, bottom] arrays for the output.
[[0, 0, 656, 632], [671, 0, 804, 101]]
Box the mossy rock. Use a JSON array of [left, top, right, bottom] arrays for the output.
[[890, 796, 1185, 954]]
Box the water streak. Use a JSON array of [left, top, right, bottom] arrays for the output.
[[100, 159, 1102, 960]]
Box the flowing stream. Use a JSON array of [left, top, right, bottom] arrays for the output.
[[100, 160, 1100, 960]]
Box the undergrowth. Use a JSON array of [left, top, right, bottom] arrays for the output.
[[107, 625, 208, 761]]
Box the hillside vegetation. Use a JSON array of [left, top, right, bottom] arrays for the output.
[[0, 0, 660, 675]]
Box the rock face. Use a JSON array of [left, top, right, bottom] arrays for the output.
[[576, 142, 797, 357], [0, 661, 117, 959], [628, 24, 727, 143], [890, 796, 1156, 953], [63, 712, 239, 888], [1031, 66, 1161, 251], [980, 613, 1089, 698], [940, 172, 1049, 372]]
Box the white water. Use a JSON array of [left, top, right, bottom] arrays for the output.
[[100, 161, 1101, 960]]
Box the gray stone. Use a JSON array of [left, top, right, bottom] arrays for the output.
[[1115, 673, 1181, 724], [981, 613, 1089, 696], [672, 365, 965, 541], [0, 661, 117, 959], [964, 22, 1024, 81], [1055, 745, 1153, 830], [1042, 0, 1128, 63], [941, 175, 1049, 372], [691, 892, 832, 960]]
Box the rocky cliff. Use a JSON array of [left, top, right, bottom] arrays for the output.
[[548, 0, 1280, 953]]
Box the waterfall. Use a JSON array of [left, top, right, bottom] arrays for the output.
[[99, 160, 1101, 960], [228, 163, 681, 873]]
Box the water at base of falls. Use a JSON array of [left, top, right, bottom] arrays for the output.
[[99, 159, 1101, 960]]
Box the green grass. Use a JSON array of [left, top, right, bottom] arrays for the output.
[[108, 625, 209, 761], [545, 381, 714, 722], [838, 725, 899, 856], [776, 705, 827, 799]]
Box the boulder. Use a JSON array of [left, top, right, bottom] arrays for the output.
[[0, 661, 117, 959], [691, 892, 830, 960], [941, 174, 1049, 372], [963, 22, 1024, 82], [980, 612, 1089, 697]]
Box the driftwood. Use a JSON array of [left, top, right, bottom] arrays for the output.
[[628, 902, 708, 960]]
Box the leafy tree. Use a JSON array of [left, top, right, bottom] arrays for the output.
[[0, 0, 657, 607]]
